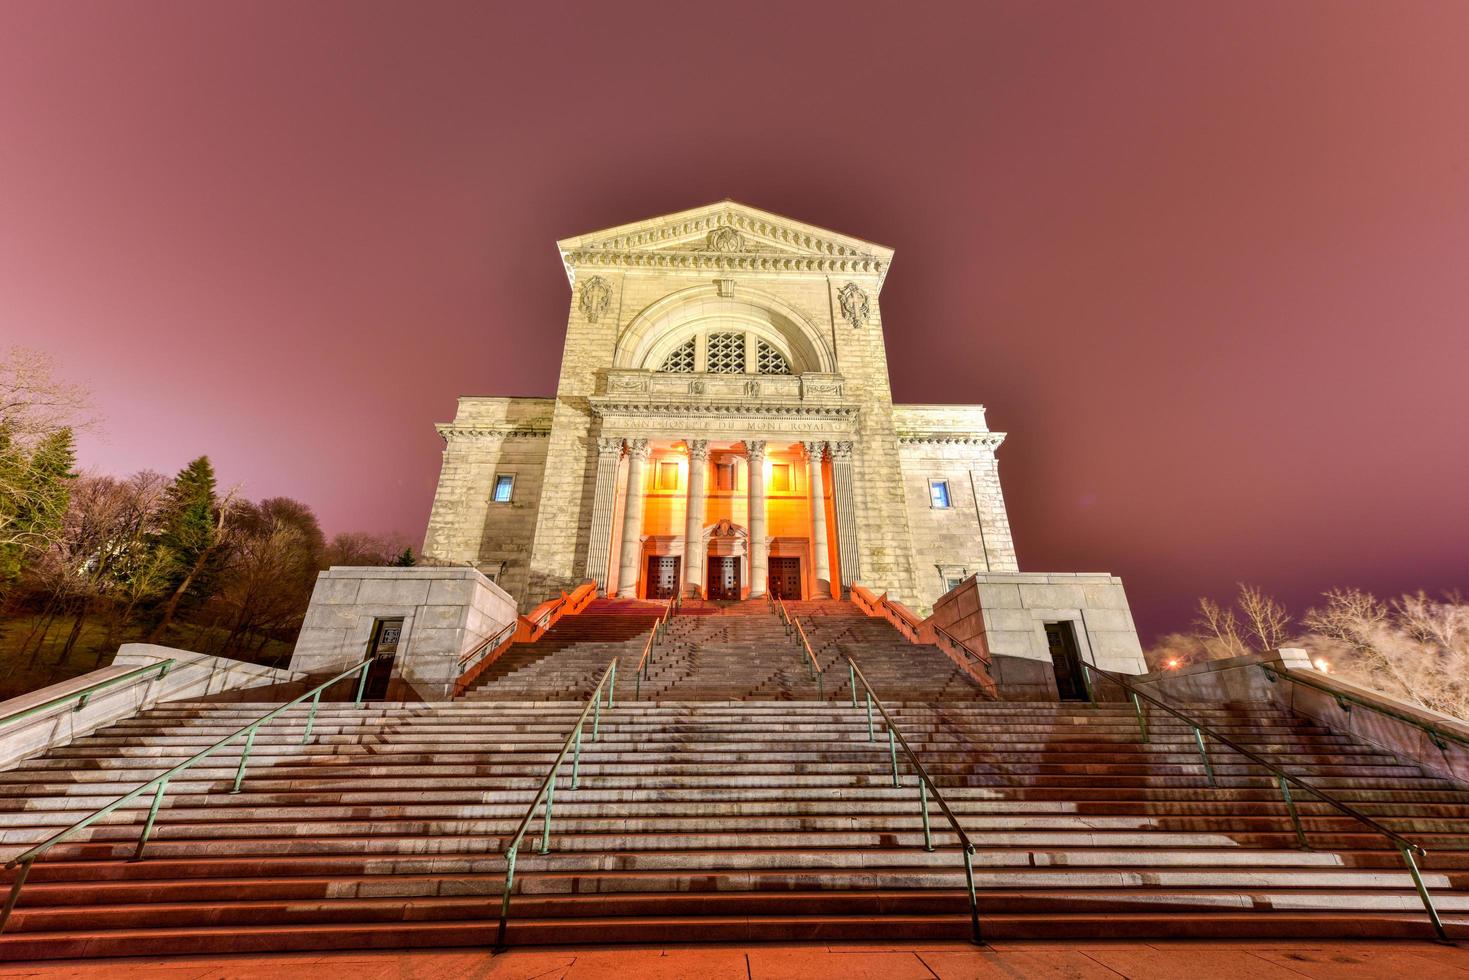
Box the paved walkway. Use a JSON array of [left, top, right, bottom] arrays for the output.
[[1, 941, 1467, 979]]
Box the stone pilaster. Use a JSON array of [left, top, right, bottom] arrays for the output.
[[615, 439, 651, 598], [583, 437, 624, 590], [746, 439, 768, 597], [804, 441, 833, 599], [683, 439, 709, 596], [829, 440, 859, 596]]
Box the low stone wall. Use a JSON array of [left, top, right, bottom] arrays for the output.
[[289, 566, 517, 700], [0, 645, 301, 771], [929, 572, 1147, 699], [1134, 648, 1469, 785]]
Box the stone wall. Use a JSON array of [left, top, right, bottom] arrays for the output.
[[289, 566, 516, 700], [895, 405, 1017, 612], [422, 396, 552, 603], [930, 572, 1147, 698]]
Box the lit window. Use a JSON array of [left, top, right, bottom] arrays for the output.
[[658, 461, 680, 490], [715, 460, 736, 491], [770, 463, 791, 492], [493, 475, 515, 502], [929, 479, 951, 509]]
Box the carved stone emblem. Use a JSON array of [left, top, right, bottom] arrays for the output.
[[837, 282, 870, 328], [689, 380, 705, 395], [707, 226, 744, 253], [579, 276, 612, 323], [744, 380, 761, 397]]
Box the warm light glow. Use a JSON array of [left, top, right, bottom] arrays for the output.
[[1313, 658, 1331, 673], [1165, 658, 1180, 670]]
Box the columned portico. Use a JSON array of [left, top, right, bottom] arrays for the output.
[[584, 437, 624, 589], [615, 438, 651, 597], [683, 439, 709, 596], [804, 441, 833, 599], [746, 440, 768, 597]]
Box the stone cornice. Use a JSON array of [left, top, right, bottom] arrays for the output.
[[589, 398, 859, 420], [563, 248, 886, 282], [897, 431, 1007, 450], [436, 423, 552, 444]]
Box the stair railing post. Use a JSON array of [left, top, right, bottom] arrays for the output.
[[230, 729, 256, 794], [540, 765, 558, 854], [0, 858, 33, 933], [1130, 692, 1149, 743], [606, 662, 616, 711], [1399, 844, 1449, 942], [571, 722, 583, 790], [888, 727, 901, 787], [593, 689, 601, 739], [354, 659, 371, 707], [963, 844, 982, 944], [1278, 776, 1309, 849], [132, 778, 169, 861], [866, 692, 875, 741], [302, 689, 321, 745], [848, 662, 857, 708], [1080, 663, 1097, 705], [919, 781, 933, 851], [1193, 727, 1216, 786], [495, 842, 518, 949]]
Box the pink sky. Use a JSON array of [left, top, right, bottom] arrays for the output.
[[2, 1, 1466, 639]]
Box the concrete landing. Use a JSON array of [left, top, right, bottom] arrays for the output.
[[2, 941, 1467, 979]]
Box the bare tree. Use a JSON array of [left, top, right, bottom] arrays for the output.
[[1236, 583, 1292, 651], [1192, 596, 1247, 658]]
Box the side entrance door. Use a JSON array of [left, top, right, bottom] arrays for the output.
[[769, 557, 802, 600], [646, 555, 681, 599], [1045, 621, 1088, 701], [707, 556, 741, 600], [363, 617, 404, 700]]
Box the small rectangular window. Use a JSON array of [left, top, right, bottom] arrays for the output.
[[658, 461, 680, 490], [929, 479, 951, 509], [769, 463, 791, 493], [715, 461, 736, 492], [945, 576, 965, 592], [492, 474, 515, 503]]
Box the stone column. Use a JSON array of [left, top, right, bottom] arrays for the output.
[[746, 439, 768, 597], [615, 439, 651, 598], [583, 437, 624, 591], [829, 441, 859, 595], [804, 441, 833, 599], [682, 440, 709, 596]]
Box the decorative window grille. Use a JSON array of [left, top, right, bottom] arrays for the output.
[[660, 338, 696, 373], [706, 332, 745, 374], [756, 338, 791, 375]]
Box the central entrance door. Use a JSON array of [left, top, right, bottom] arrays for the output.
[[707, 556, 741, 600], [645, 555, 680, 600], [1045, 621, 1088, 701], [768, 557, 802, 600]]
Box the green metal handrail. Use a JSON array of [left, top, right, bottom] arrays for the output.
[[844, 656, 982, 944], [1079, 658, 1448, 941], [495, 658, 618, 948], [0, 653, 377, 933], [634, 594, 678, 699], [0, 660, 175, 730], [1259, 662, 1469, 753], [787, 605, 826, 700]]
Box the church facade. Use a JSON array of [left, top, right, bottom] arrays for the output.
[[422, 202, 1019, 613]]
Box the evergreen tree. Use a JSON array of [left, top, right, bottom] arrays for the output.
[[0, 426, 76, 587], [148, 456, 230, 641], [390, 547, 416, 567]]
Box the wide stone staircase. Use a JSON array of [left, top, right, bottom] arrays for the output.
[[1, 598, 1467, 959]]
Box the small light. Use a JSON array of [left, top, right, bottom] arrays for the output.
[[1165, 658, 1180, 670], [1313, 658, 1331, 673]]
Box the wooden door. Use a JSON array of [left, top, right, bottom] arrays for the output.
[[363, 618, 403, 700], [707, 556, 740, 600], [769, 557, 802, 600], [1045, 621, 1088, 701], [646, 555, 680, 599]]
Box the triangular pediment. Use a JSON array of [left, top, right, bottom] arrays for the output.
[[557, 201, 894, 286]]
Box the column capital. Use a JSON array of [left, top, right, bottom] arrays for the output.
[[627, 438, 651, 460], [686, 438, 710, 461], [597, 437, 625, 457], [829, 440, 853, 461], [745, 439, 767, 463], [801, 440, 827, 461]]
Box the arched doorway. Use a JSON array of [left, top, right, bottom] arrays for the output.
[[703, 518, 748, 601]]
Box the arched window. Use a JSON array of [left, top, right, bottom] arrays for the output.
[[660, 338, 695, 373], [756, 338, 790, 375], [705, 332, 745, 374], [653, 331, 795, 375]]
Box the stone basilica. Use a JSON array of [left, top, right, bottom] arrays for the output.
[[423, 201, 1019, 614]]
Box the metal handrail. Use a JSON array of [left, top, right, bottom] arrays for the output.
[[1259, 662, 1469, 753], [1079, 658, 1447, 941], [634, 594, 679, 699], [844, 657, 982, 943], [458, 620, 517, 673], [930, 624, 989, 669], [786, 604, 825, 699], [0, 660, 175, 730], [0, 652, 379, 932], [495, 658, 618, 948]]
